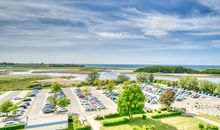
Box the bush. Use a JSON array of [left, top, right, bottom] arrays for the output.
[[102, 118, 129, 126], [142, 114, 146, 119], [198, 123, 204, 130], [159, 107, 167, 111], [0, 124, 25, 130], [210, 125, 219, 130], [104, 113, 120, 119], [94, 115, 104, 120], [76, 125, 91, 130], [146, 110, 153, 113], [157, 110, 161, 113], [151, 112, 182, 119]]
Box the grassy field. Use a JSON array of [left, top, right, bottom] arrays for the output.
[[0, 75, 50, 91], [199, 113, 220, 123], [100, 114, 207, 130]]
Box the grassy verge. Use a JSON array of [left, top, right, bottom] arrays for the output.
[[199, 113, 220, 123], [0, 75, 50, 91], [99, 114, 208, 130]]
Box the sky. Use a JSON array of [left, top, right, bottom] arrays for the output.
[[0, 0, 220, 65]]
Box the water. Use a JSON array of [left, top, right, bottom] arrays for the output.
[[10, 70, 220, 83], [85, 64, 220, 70]]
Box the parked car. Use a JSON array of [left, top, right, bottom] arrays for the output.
[[14, 97, 21, 100], [56, 107, 68, 113], [23, 98, 32, 101], [4, 121, 19, 126], [0, 112, 6, 117]]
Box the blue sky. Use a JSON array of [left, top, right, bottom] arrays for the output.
[[0, 0, 220, 65]]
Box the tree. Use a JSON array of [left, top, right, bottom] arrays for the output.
[[116, 74, 130, 84], [117, 84, 145, 120], [86, 72, 100, 84], [48, 94, 58, 109], [178, 76, 198, 90], [136, 73, 148, 83], [82, 88, 90, 97], [50, 82, 61, 93], [106, 81, 116, 91], [159, 89, 175, 108], [0, 100, 16, 118], [57, 97, 70, 107], [214, 83, 220, 94], [148, 74, 154, 83], [198, 80, 216, 93]]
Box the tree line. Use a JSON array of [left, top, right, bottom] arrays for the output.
[[135, 65, 220, 74], [0, 62, 84, 67]]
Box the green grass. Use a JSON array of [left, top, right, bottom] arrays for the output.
[[199, 113, 220, 123], [100, 114, 208, 130], [0, 75, 50, 91]]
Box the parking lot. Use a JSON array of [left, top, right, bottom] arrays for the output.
[[0, 87, 118, 129]]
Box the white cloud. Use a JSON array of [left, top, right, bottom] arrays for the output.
[[199, 0, 220, 11], [210, 40, 220, 48], [95, 32, 144, 40]]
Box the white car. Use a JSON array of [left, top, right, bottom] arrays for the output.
[[14, 97, 21, 100], [0, 112, 6, 117], [4, 121, 19, 126], [57, 107, 68, 113]]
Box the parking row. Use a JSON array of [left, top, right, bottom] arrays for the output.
[[74, 89, 105, 111], [102, 90, 120, 103], [42, 90, 68, 114]]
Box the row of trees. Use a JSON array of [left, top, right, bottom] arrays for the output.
[[178, 76, 220, 94], [135, 65, 220, 74], [49, 82, 70, 110]]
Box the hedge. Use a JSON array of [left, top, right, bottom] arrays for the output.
[[68, 116, 91, 130], [151, 112, 182, 119], [0, 123, 25, 130], [104, 113, 120, 119], [102, 118, 129, 126], [94, 115, 104, 120]]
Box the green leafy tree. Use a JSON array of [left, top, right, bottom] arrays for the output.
[[214, 83, 220, 94], [198, 80, 216, 93], [178, 76, 198, 90], [50, 82, 61, 93], [48, 94, 58, 109], [82, 88, 90, 97], [117, 84, 145, 120], [57, 97, 70, 107], [136, 73, 148, 83], [0, 100, 16, 118], [106, 81, 116, 91], [86, 72, 100, 84], [148, 74, 154, 83], [116, 74, 130, 84], [159, 89, 175, 108], [93, 79, 100, 86]]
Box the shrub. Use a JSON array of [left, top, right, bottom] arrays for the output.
[[104, 113, 120, 119], [142, 114, 146, 119], [198, 123, 204, 130], [210, 125, 219, 130], [102, 118, 129, 126], [151, 112, 181, 119], [76, 125, 91, 130], [157, 110, 161, 113], [0, 123, 25, 130], [94, 115, 104, 120], [146, 110, 153, 113], [159, 107, 167, 111]]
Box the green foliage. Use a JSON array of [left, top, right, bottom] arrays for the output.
[[0, 100, 16, 117], [199, 80, 216, 93], [159, 89, 175, 107], [116, 74, 130, 84], [68, 116, 91, 130], [117, 84, 145, 119], [178, 76, 199, 90], [215, 83, 220, 94], [106, 81, 116, 91], [198, 123, 219, 130], [104, 113, 120, 119], [135, 65, 199, 73], [0, 123, 25, 130], [142, 114, 146, 119], [82, 88, 90, 97], [136, 73, 148, 83], [50, 82, 61, 93], [201, 69, 220, 74], [102, 118, 129, 126], [151, 111, 182, 119], [86, 72, 100, 84], [57, 97, 70, 107], [94, 115, 104, 120], [148, 74, 155, 83]]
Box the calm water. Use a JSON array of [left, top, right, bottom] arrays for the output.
[[10, 70, 220, 83], [85, 64, 220, 70]]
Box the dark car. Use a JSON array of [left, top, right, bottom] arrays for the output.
[[23, 98, 32, 101]]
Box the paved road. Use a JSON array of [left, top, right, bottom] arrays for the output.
[[0, 91, 21, 103], [24, 89, 48, 119]]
